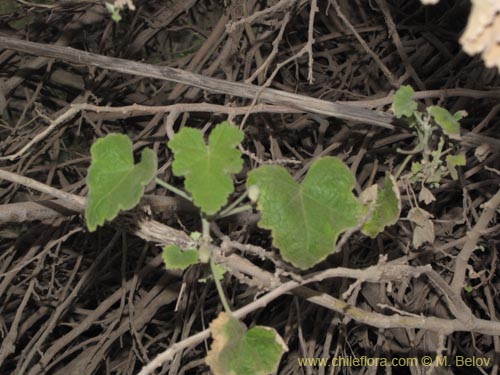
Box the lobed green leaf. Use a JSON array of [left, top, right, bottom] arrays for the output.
[[85, 133, 157, 232], [168, 122, 244, 215], [392, 85, 418, 118]]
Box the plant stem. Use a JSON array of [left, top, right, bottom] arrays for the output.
[[201, 218, 232, 313], [218, 191, 248, 217], [395, 154, 413, 179], [210, 256, 232, 313], [155, 178, 192, 202], [218, 204, 253, 218]]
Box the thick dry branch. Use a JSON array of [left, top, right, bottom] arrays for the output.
[[1, 36, 497, 150], [451, 188, 500, 292], [0, 195, 195, 224], [0, 36, 403, 130], [137, 259, 500, 375]]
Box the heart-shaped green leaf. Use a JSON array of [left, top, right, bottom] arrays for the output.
[[162, 245, 199, 271], [248, 157, 401, 269], [392, 85, 418, 118], [362, 175, 401, 238], [168, 122, 244, 215], [206, 312, 287, 375], [428, 106, 461, 139], [247, 157, 364, 269], [86, 133, 157, 231]]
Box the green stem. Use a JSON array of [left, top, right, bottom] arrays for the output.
[[218, 191, 248, 217], [202, 218, 231, 313], [395, 154, 414, 179], [210, 256, 232, 313], [155, 177, 192, 202], [218, 204, 253, 218]]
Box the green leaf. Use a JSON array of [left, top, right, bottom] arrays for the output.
[[212, 263, 226, 281], [446, 153, 466, 180], [162, 245, 199, 271], [247, 157, 364, 269], [392, 85, 418, 118], [190, 231, 202, 241], [428, 106, 461, 139], [206, 312, 287, 375], [411, 161, 422, 174], [446, 153, 466, 166], [168, 122, 244, 215], [105, 2, 121, 22], [86, 134, 157, 231], [111, 11, 122, 22], [453, 110, 468, 122], [362, 175, 401, 238]]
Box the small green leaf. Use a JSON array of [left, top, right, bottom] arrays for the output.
[[206, 312, 287, 375], [105, 2, 121, 22], [162, 245, 199, 271], [190, 231, 202, 241], [247, 157, 363, 269], [446, 153, 466, 180], [428, 106, 461, 139], [168, 122, 244, 215], [392, 85, 418, 118], [212, 263, 226, 281], [362, 175, 401, 238], [86, 134, 157, 231], [111, 11, 122, 22], [453, 110, 468, 121], [446, 153, 466, 166], [411, 161, 422, 174]]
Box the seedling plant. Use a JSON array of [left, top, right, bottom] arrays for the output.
[[84, 86, 463, 374]]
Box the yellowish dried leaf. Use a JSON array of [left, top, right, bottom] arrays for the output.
[[475, 143, 491, 162], [408, 207, 435, 248], [418, 186, 436, 205]]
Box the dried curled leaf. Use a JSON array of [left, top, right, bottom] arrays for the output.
[[418, 186, 436, 205], [460, 0, 500, 71], [475, 143, 490, 162], [168, 122, 244, 215], [408, 207, 435, 248], [86, 134, 157, 232], [206, 312, 287, 375]]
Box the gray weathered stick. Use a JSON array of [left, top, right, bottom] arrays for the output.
[[0, 36, 402, 129]]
